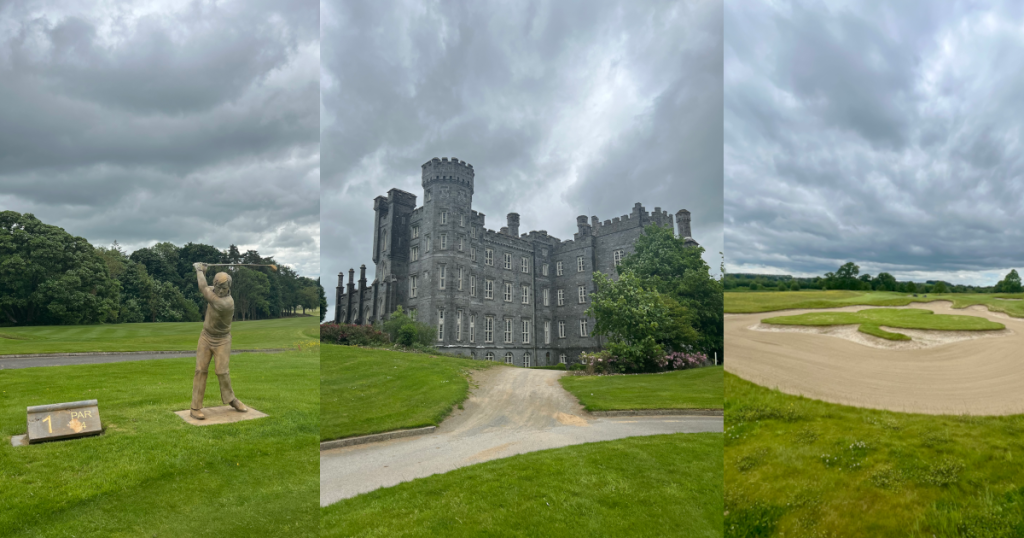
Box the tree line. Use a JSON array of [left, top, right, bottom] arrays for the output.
[[724, 262, 1023, 294], [0, 211, 322, 326]]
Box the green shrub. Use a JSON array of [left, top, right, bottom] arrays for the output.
[[397, 324, 417, 346]]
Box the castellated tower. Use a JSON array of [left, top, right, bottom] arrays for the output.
[[371, 188, 418, 322]]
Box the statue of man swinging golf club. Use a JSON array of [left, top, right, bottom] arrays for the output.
[[190, 262, 247, 419]]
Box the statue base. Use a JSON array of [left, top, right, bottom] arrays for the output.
[[174, 406, 268, 426]]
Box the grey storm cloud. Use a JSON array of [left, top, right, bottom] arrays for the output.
[[725, 0, 1024, 285], [322, 0, 723, 313], [0, 0, 320, 277]]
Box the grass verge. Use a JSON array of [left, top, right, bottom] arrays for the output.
[[321, 433, 723, 538], [560, 366, 723, 411], [320, 345, 497, 442], [725, 290, 1024, 316], [0, 350, 319, 537], [0, 316, 320, 355], [762, 308, 1005, 341], [725, 372, 1024, 537]]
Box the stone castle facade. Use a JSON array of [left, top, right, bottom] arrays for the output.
[[334, 157, 698, 367]]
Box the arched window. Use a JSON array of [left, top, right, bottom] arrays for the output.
[[485, 352, 495, 361], [364, 307, 371, 325], [504, 352, 514, 365], [523, 352, 531, 368]]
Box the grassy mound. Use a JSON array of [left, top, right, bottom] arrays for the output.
[[725, 373, 1024, 537], [0, 350, 319, 537], [762, 308, 1005, 341], [321, 433, 723, 538], [725, 290, 1024, 316], [560, 366, 724, 411], [320, 345, 496, 442]]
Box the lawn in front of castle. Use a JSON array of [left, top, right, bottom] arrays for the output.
[[559, 365, 724, 411], [725, 373, 1024, 537], [0, 349, 319, 537], [321, 432, 723, 538]]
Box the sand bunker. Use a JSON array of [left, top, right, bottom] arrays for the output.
[[727, 301, 1024, 415]]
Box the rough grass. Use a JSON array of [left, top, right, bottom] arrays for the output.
[[725, 290, 1024, 317], [0, 350, 319, 537], [320, 345, 497, 442], [725, 373, 1024, 537], [560, 366, 724, 411], [320, 433, 723, 538], [762, 308, 1005, 341], [0, 316, 319, 354]]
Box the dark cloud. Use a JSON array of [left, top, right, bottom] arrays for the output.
[[725, 0, 1024, 285], [0, 0, 320, 276], [322, 0, 723, 313]]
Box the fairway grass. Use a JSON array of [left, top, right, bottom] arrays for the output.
[[725, 373, 1024, 537], [0, 350, 319, 537], [763, 308, 1005, 341], [320, 345, 497, 441], [560, 366, 724, 411], [725, 290, 1024, 316], [321, 433, 723, 538], [0, 316, 319, 355]]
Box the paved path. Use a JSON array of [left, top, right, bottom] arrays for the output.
[[320, 366, 723, 506], [0, 350, 283, 370], [726, 301, 1024, 415]]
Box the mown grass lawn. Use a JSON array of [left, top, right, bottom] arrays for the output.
[[725, 373, 1024, 537], [725, 290, 1024, 316], [763, 308, 1005, 340], [0, 350, 319, 537], [321, 433, 723, 538], [0, 316, 320, 355], [560, 366, 723, 411], [320, 345, 497, 441]]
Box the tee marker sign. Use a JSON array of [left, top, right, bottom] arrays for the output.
[[26, 399, 103, 443]]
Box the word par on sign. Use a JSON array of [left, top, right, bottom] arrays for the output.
[[26, 399, 103, 444]]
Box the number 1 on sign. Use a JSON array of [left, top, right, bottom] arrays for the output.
[[43, 415, 52, 433]]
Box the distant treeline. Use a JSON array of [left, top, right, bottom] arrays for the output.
[[0, 211, 324, 326], [725, 263, 1023, 294]]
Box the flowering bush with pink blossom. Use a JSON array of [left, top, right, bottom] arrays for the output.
[[656, 351, 711, 371]]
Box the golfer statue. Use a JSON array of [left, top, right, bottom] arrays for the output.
[[190, 262, 248, 420]]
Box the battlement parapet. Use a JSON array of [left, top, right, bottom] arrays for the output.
[[422, 157, 475, 194]]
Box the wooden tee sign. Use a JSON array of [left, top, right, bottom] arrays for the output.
[[26, 399, 103, 443]]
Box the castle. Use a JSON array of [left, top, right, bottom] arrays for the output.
[[334, 157, 698, 367]]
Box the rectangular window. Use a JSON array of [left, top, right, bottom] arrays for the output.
[[411, 246, 419, 261], [505, 352, 513, 365], [440, 234, 448, 250], [470, 316, 475, 343], [613, 250, 623, 265], [503, 253, 512, 270], [522, 285, 530, 304], [410, 275, 418, 298], [558, 320, 566, 338], [471, 275, 477, 296], [557, 289, 564, 306], [437, 309, 444, 341], [578, 285, 586, 303], [522, 320, 530, 344], [485, 279, 494, 299], [425, 190, 432, 202], [456, 310, 463, 341], [471, 248, 476, 261], [556, 261, 563, 276], [485, 316, 494, 343], [544, 321, 551, 344], [504, 282, 513, 302], [577, 256, 585, 272], [458, 267, 464, 290], [440, 211, 447, 225], [580, 319, 589, 337], [521, 257, 529, 273], [439, 265, 446, 289], [460, 214, 466, 226], [559, 353, 566, 364], [426, 236, 432, 251], [382, 230, 388, 250], [543, 289, 549, 306], [459, 237, 464, 251], [504, 319, 513, 343], [542, 264, 548, 276], [412, 226, 420, 239], [485, 249, 494, 266]]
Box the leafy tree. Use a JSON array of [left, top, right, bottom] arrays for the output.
[[616, 225, 723, 357], [999, 269, 1022, 293], [931, 281, 950, 294], [873, 272, 898, 292], [317, 277, 327, 322], [789, 280, 800, 291], [0, 211, 119, 325], [588, 272, 674, 372], [230, 267, 271, 321]]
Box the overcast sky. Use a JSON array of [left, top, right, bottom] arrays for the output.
[[322, 0, 723, 316], [726, 0, 1024, 286], [0, 0, 320, 277]]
